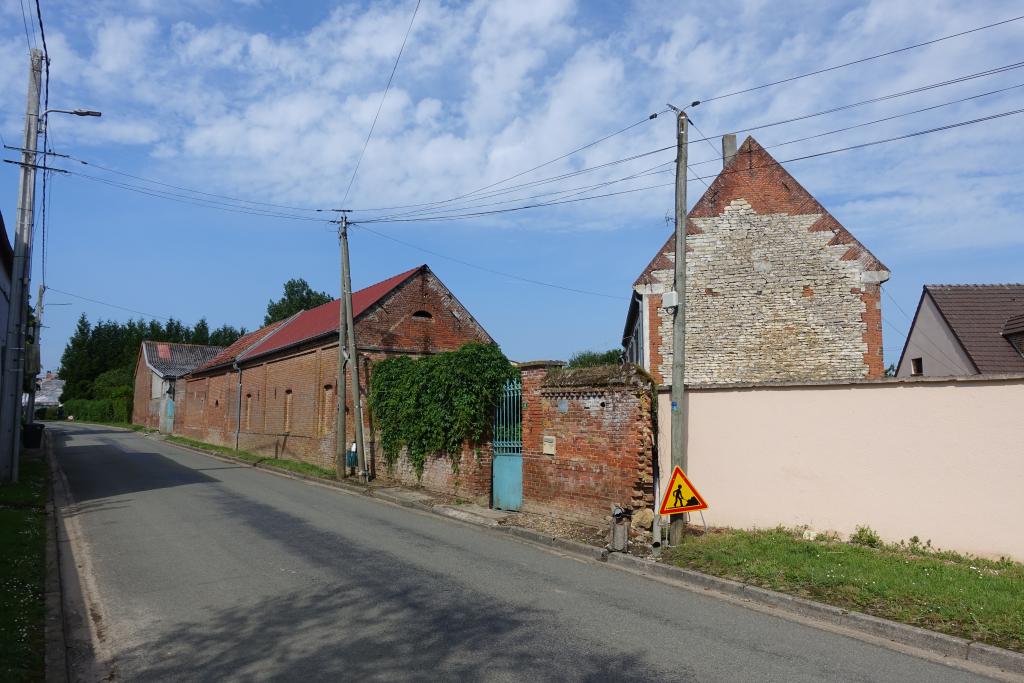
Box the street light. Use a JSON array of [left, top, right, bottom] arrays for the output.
[[41, 108, 102, 118]]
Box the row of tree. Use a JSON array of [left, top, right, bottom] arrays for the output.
[[58, 278, 334, 408], [59, 316, 246, 403]]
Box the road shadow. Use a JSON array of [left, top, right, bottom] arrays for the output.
[[52, 429, 217, 503], [113, 490, 684, 682]]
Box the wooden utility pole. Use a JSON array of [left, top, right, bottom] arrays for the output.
[[336, 222, 349, 478], [0, 49, 42, 483], [339, 214, 368, 481], [669, 109, 689, 546]]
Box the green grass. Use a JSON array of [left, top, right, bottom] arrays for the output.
[[666, 527, 1024, 652], [163, 435, 338, 480], [0, 457, 48, 681]]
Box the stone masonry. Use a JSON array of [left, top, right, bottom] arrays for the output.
[[628, 136, 889, 385]]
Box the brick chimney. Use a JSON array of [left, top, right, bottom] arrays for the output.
[[722, 134, 737, 168]]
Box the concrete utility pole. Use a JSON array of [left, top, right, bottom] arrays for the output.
[[339, 214, 368, 481], [0, 49, 42, 483], [669, 109, 689, 546], [336, 221, 348, 478]]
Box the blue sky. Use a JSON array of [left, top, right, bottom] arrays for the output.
[[2, 0, 1022, 372]]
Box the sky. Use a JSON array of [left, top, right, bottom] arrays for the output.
[[1, 0, 1022, 372]]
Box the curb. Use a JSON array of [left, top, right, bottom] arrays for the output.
[[153, 432, 1024, 678]]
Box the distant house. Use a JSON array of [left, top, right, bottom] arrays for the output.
[[896, 284, 1024, 377], [132, 341, 224, 432], [34, 371, 64, 408], [622, 135, 890, 385], [176, 265, 493, 469]]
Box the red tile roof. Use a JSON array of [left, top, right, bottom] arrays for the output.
[[194, 266, 425, 374]]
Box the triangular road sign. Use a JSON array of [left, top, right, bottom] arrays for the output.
[[659, 466, 708, 515]]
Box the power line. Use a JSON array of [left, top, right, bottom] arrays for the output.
[[340, 0, 421, 207], [45, 287, 173, 321], [63, 169, 334, 223], [696, 14, 1024, 105], [351, 223, 620, 300], [692, 59, 1024, 144], [18, 0, 35, 52], [354, 106, 1024, 224]]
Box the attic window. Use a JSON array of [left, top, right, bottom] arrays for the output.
[[412, 310, 433, 320], [911, 358, 923, 376]]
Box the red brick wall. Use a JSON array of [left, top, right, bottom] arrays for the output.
[[520, 363, 655, 526], [131, 353, 159, 429], [175, 269, 493, 476]]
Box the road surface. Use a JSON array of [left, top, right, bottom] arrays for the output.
[[51, 422, 1001, 682]]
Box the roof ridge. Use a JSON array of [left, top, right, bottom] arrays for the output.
[[143, 340, 226, 350], [926, 283, 1024, 288]]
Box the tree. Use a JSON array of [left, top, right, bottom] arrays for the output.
[[265, 278, 332, 325], [191, 318, 210, 345], [209, 324, 246, 348], [567, 349, 622, 368]]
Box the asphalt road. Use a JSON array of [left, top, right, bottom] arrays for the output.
[[51, 422, 1001, 682]]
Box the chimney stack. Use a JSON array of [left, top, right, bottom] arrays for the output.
[[722, 134, 737, 169]]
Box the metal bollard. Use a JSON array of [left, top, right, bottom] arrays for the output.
[[609, 505, 632, 552]]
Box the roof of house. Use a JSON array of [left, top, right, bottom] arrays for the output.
[[193, 265, 426, 373], [632, 136, 889, 289], [1004, 312, 1024, 339], [142, 341, 225, 378], [925, 284, 1024, 373]]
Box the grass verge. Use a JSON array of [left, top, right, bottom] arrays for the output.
[[0, 456, 48, 681], [48, 420, 156, 433], [665, 526, 1024, 652], [163, 435, 337, 480]]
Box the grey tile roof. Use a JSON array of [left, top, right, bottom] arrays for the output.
[[925, 284, 1024, 373], [142, 341, 225, 379]]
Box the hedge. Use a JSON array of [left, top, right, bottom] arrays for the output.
[[63, 397, 131, 424]]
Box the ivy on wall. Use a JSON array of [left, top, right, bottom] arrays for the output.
[[369, 342, 518, 477]]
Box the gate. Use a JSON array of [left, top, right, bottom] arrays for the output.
[[492, 379, 522, 511]]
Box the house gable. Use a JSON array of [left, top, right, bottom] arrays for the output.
[[628, 136, 890, 384]]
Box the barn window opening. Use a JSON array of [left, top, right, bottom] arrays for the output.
[[412, 310, 433, 320], [245, 393, 253, 430], [284, 389, 293, 433], [911, 358, 923, 376], [322, 384, 334, 435]]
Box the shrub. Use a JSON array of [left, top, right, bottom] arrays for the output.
[[850, 525, 882, 548], [567, 349, 622, 368]]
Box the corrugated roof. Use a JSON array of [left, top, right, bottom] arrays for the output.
[[926, 284, 1024, 373], [240, 266, 424, 362], [142, 341, 225, 378]]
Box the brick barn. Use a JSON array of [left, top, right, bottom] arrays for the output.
[[132, 341, 224, 433], [623, 134, 891, 385], [176, 265, 494, 470]]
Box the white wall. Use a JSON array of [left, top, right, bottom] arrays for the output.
[[658, 376, 1024, 559]]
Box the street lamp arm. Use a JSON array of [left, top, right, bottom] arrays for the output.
[[40, 108, 102, 118]]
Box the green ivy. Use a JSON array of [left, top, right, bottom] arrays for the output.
[[369, 342, 518, 478]]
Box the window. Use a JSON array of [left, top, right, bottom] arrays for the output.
[[245, 394, 252, 431], [911, 357, 923, 376], [321, 384, 334, 435], [284, 389, 293, 433], [412, 310, 433, 320]]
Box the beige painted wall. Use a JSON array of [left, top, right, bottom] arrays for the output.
[[657, 376, 1024, 560]]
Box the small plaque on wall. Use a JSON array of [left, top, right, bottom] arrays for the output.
[[542, 435, 556, 455]]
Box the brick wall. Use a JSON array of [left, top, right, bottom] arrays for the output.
[[632, 136, 890, 385], [520, 362, 655, 526], [175, 268, 493, 481], [131, 355, 159, 429], [370, 442, 492, 503]]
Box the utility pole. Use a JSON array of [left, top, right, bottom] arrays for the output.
[[669, 108, 689, 546], [336, 221, 348, 478], [0, 49, 42, 483], [339, 214, 368, 481]]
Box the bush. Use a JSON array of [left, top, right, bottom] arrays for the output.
[[567, 349, 622, 368], [63, 397, 131, 423], [849, 525, 882, 548]]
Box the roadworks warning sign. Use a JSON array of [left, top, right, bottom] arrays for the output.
[[658, 466, 708, 515]]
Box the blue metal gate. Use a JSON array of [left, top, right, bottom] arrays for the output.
[[492, 379, 522, 511]]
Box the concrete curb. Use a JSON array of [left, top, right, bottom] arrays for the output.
[[153, 432, 1024, 677]]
